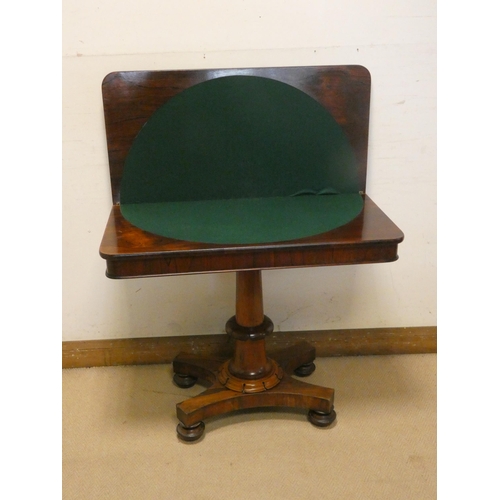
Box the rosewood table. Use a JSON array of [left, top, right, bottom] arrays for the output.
[[99, 65, 404, 441]]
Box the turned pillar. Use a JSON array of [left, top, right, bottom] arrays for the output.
[[219, 270, 282, 392]]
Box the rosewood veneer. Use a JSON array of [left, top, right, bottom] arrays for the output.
[[99, 65, 403, 441]]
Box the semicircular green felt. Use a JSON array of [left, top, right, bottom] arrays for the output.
[[120, 75, 361, 204], [120, 194, 363, 244], [119, 74, 364, 244]]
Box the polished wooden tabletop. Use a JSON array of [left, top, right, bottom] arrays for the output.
[[100, 195, 403, 278], [99, 66, 403, 278]]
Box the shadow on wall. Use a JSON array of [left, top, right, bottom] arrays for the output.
[[102, 262, 396, 339], [113, 272, 236, 338], [262, 266, 362, 331]]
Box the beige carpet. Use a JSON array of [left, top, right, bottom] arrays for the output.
[[63, 354, 436, 499]]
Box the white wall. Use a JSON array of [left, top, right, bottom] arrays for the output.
[[62, 0, 436, 341]]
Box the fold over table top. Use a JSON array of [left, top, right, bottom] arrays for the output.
[[100, 195, 404, 278]]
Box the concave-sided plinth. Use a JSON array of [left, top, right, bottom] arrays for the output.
[[173, 271, 336, 441]]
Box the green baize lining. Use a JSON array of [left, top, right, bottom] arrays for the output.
[[121, 193, 363, 244]]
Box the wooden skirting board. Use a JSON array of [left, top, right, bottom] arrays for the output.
[[62, 326, 436, 369]]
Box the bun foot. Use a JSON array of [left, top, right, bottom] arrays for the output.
[[294, 362, 316, 377], [173, 373, 197, 388], [177, 421, 205, 442], [308, 408, 336, 427]]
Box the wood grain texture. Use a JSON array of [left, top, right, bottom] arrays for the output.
[[100, 195, 403, 278], [235, 271, 264, 327], [174, 344, 335, 430], [102, 65, 371, 204], [62, 326, 436, 369], [99, 66, 402, 278], [95, 66, 407, 439]]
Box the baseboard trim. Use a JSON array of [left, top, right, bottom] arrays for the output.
[[62, 326, 436, 369]]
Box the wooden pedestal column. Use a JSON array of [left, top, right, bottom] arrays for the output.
[[220, 271, 282, 392], [173, 271, 336, 442]]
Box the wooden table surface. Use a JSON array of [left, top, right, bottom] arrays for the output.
[[100, 195, 404, 278]]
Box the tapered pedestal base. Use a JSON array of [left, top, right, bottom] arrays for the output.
[[173, 271, 336, 441]]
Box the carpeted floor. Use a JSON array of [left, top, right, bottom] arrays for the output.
[[62, 354, 436, 499]]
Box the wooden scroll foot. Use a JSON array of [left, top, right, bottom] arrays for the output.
[[172, 340, 335, 439]]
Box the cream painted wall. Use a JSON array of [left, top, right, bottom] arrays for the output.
[[62, 0, 436, 341]]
